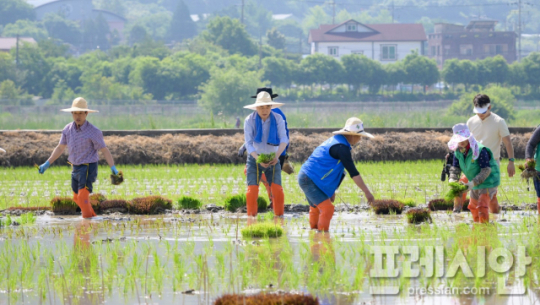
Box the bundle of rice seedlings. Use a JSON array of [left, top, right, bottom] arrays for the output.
[[399, 198, 417, 207], [518, 160, 538, 181], [128, 196, 172, 214], [257, 153, 275, 164], [89, 193, 106, 213], [444, 182, 468, 202], [406, 208, 432, 224], [224, 194, 246, 212], [214, 293, 318, 305], [99, 199, 129, 213], [372, 200, 404, 215], [241, 222, 283, 238], [50, 197, 78, 214], [428, 199, 453, 211], [110, 171, 124, 185], [224, 194, 268, 212], [177, 196, 202, 210]]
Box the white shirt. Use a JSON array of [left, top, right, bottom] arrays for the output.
[[244, 112, 288, 155], [467, 112, 510, 160]]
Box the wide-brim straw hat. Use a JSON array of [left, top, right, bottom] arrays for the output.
[[447, 123, 480, 160], [61, 97, 98, 113], [244, 92, 284, 110], [333, 117, 374, 138]]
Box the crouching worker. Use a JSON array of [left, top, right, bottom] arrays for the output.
[[448, 124, 500, 223], [37, 97, 120, 219], [525, 124, 540, 214], [243, 92, 289, 217], [299, 118, 375, 231]]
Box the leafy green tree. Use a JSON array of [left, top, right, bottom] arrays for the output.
[[174, 53, 212, 96], [50, 79, 75, 104], [38, 39, 70, 58], [42, 13, 82, 45], [2, 20, 48, 41], [299, 53, 344, 87], [262, 57, 293, 88], [458, 60, 477, 90], [366, 60, 386, 94], [129, 25, 148, 45], [485, 55, 509, 85], [522, 52, 540, 93], [266, 28, 286, 50], [129, 56, 161, 98], [128, 13, 171, 42], [0, 80, 20, 101], [341, 54, 373, 96], [403, 52, 439, 93], [384, 62, 407, 90], [0, 0, 35, 27], [167, 0, 196, 43], [508, 61, 527, 93], [112, 57, 135, 84], [442, 59, 461, 89], [81, 14, 111, 51], [44, 59, 83, 97], [0, 53, 16, 83], [11, 42, 51, 96], [202, 16, 257, 56], [199, 68, 262, 115]]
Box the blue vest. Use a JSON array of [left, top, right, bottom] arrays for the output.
[[300, 135, 351, 197], [272, 108, 289, 156]]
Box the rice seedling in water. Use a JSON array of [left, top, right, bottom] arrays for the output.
[[399, 198, 417, 207], [428, 198, 453, 211], [241, 222, 283, 238], [518, 160, 538, 181], [18, 212, 36, 225], [224, 194, 246, 212], [406, 208, 432, 224], [444, 182, 468, 202], [256, 153, 275, 164], [177, 196, 202, 210], [214, 293, 318, 305], [50, 197, 78, 214], [128, 196, 172, 214], [372, 200, 404, 214]]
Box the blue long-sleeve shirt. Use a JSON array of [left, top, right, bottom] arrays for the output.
[[244, 111, 289, 155]]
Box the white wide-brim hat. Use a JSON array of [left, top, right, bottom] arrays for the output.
[[61, 97, 98, 113], [244, 92, 284, 110], [333, 117, 374, 138], [448, 123, 480, 160]]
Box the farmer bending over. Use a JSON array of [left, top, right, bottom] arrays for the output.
[[525, 125, 540, 214], [298, 117, 375, 231], [37, 97, 120, 219], [243, 91, 288, 217], [448, 124, 500, 223]]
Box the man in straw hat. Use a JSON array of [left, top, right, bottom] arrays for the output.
[[298, 117, 375, 231], [448, 123, 500, 223], [243, 91, 289, 217], [37, 97, 120, 218], [455, 94, 515, 213], [239, 87, 292, 209]]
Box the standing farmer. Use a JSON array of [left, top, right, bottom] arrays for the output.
[[525, 125, 540, 214], [448, 124, 500, 223], [298, 117, 375, 231], [37, 97, 120, 218], [244, 91, 289, 217], [455, 94, 515, 213]]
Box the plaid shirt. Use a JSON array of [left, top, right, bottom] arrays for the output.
[[59, 121, 107, 165]]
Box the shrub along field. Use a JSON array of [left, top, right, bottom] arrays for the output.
[[0, 161, 535, 211]]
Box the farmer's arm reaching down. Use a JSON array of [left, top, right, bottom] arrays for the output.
[[471, 148, 492, 187], [47, 144, 67, 164], [449, 155, 461, 182], [100, 147, 118, 175], [525, 127, 540, 161], [329, 144, 374, 203], [502, 135, 515, 177]]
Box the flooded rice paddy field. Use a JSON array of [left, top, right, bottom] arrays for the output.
[[1, 161, 540, 304]]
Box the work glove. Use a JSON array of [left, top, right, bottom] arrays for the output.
[[111, 165, 119, 175], [38, 161, 50, 174], [448, 178, 457, 183], [460, 180, 475, 190], [238, 144, 247, 157]]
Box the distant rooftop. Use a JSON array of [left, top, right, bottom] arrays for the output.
[[0, 37, 37, 51]]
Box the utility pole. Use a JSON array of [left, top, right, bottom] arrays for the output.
[[241, 0, 245, 24], [331, 0, 336, 24], [518, 0, 522, 61]]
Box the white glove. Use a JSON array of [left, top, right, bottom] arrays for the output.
[[465, 181, 475, 190], [449, 178, 457, 183]]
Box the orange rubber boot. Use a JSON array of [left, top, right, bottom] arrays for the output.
[[537, 198, 540, 214], [468, 198, 480, 223], [246, 185, 259, 216], [270, 184, 285, 216], [77, 188, 97, 218], [309, 206, 320, 230], [478, 193, 490, 223], [489, 193, 500, 214], [317, 199, 335, 232]]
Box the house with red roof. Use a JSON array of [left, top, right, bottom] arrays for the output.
[[308, 19, 427, 63]]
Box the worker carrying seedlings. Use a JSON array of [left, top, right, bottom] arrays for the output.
[[37, 97, 120, 219], [298, 117, 375, 231], [243, 91, 289, 217], [448, 123, 500, 223], [524, 125, 540, 214], [239, 87, 292, 210], [458, 94, 515, 214]]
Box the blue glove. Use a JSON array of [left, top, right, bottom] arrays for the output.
[[38, 161, 50, 174], [111, 165, 119, 175]]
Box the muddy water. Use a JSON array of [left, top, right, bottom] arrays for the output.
[[0, 211, 539, 305]]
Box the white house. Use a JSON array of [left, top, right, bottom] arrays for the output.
[[308, 19, 427, 63]]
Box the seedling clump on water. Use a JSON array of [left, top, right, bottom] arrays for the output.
[[215, 293, 318, 305], [241, 222, 283, 238], [177, 196, 203, 210], [406, 208, 432, 224], [50, 197, 78, 214], [257, 153, 275, 164], [372, 200, 404, 214], [445, 182, 468, 202], [223, 194, 268, 212]]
